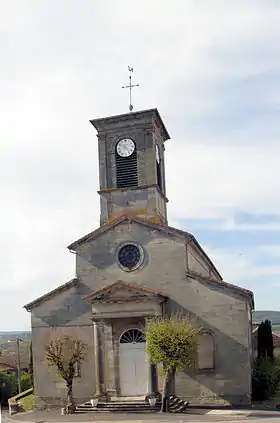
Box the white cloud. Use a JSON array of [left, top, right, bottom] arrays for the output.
[[167, 141, 280, 221], [202, 245, 255, 283], [257, 245, 280, 257], [203, 244, 280, 295], [1, 0, 280, 329]]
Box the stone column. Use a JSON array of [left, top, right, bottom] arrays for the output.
[[93, 320, 101, 397], [145, 317, 156, 394], [103, 321, 117, 398]]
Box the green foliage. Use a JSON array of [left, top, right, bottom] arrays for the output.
[[257, 320, 274, 360], [18, 393, 34, 411], [0, 372, 18, 404], [252, 358, 280, 401], [145, 314, 201, 373], [21, 372, 33, 391], [145, 314, 201, 412], [0, 371, 32, 404]]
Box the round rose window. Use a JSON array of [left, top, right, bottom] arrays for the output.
[[117, 244, 142, 270]]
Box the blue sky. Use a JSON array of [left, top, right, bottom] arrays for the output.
[[183, 214, 280, 289], [1, 0, 280, 329]]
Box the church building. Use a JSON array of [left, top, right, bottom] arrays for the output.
[[24, 108, 254, 408]]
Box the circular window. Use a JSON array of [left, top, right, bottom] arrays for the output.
[[117, 243, 143, 271], [120, 329, 145, 344]]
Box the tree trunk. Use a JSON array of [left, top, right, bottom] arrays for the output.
[[161, 366, 176, 413], [65, 379, 75, 414]]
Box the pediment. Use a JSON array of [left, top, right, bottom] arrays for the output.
[[67, 214, 192, 251], [83, 280, 166, 304]]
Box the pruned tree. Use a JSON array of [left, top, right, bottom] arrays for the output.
[[145, 314, 201, 412], [45, 335, 87, 414]]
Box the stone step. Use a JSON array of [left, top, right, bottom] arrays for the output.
[[75, 401, 160, 413], [82, 401, 151, 406], [75, 409, 157, 413]]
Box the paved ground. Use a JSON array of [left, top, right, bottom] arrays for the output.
[[3, 409, 280, 423]]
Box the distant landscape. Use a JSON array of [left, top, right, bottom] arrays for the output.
[[0, 331, 31, 340], [253, 310, 280, 326], [0, 331, 31, 364]]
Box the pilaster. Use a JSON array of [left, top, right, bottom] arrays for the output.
[[103, 321, 117, 398], [93, 320, 105, 398], [145, 317, 158, 394]]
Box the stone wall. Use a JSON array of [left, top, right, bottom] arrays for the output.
[[93, 109, 169, 225], [30, 286, 96, 409], [30, 218, 252, 406], [74, 219, 252, 404]]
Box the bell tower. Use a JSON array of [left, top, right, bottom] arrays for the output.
[[90, 108, 170, 225]]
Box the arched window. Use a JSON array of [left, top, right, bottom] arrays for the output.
[[197, 331, 215, 371], [120, 328, 145, 344]]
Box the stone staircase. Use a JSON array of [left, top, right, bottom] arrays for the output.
[[75, 395, 189, 413], [168, 395, 189, 413], [75, 399, 160, 413]]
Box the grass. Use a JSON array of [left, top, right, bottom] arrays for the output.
[[18, 393, 34, 411]]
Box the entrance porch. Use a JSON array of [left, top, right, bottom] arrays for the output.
[[83, 280, 167, 401]]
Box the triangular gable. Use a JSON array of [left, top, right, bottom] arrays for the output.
[[24, 278, 78, 311], [67, 213, 192, 251], [67, 213, 222, 281], [83, 280, 167, 304]]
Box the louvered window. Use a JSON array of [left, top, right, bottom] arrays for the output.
[[116, 150, 138, 188], [156, 160, 162, 191]]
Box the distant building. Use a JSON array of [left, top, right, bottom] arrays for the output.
[[0, 356, 29, 374]]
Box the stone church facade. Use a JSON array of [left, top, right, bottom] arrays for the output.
[[24, 109, 254, 408]]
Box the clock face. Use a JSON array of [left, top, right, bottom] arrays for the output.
[[156, 144, 160, 163], [116, 138, 135, 157]]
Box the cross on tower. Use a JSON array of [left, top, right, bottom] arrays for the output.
[[122, 66, 139, 112]]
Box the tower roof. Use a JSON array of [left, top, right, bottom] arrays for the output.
[[90, 108, 170, 142]]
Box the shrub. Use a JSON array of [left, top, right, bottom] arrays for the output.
[[21, 372, 33, 392], [252, 358, 280, 401], [0, 372, 18, 404]]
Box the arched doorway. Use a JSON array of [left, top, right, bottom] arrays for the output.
[[119, 328, 149, 396]]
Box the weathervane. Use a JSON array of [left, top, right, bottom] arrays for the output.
[[122, 66, 139, 112]]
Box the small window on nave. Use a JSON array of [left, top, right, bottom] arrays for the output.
[[197, 331, 215, 371]]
